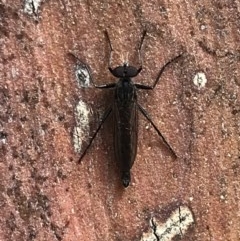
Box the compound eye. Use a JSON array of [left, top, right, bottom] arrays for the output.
[[111, 66, 139, 77], [125, 66, 139, 77]]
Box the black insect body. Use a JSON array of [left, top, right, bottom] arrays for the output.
[[114, 72, 138, 187], [73, 30, 182, 187]]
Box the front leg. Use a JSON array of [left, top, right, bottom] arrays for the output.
[[135, 53, 183, 90], [68, 52, 116, 89]]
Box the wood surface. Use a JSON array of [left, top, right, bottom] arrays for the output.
[[0, 1, 239, 240]]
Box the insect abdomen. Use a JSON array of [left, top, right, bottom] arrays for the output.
[[114, 80, 138, 187]]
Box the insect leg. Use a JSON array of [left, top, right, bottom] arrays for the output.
[[68, 52, 94, 82], [68, 52, 116, 88], [137, 103, 177, 158], [135, 53, 183, 90], [78, 106, 112, 163], [95, 83, 116, 89], [68, 52, 98, 85], [104, 30, 114, 73]]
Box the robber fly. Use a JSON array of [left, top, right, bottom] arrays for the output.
[[70, 30, 182, 187]]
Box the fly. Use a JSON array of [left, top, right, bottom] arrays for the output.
[[71, 30, 182, 187]]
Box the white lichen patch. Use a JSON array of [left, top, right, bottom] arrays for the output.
[[0, 131, 7, 144], [24, 0, 43, 15], [193, 72, 207, 89], [140, 206, 194, 241], [75, 64, 91, 88], [73, 100, 90, 153]]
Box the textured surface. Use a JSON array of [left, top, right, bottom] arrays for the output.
[[0, 0, 239, 240]]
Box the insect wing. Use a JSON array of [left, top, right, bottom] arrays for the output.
[[114, 100, 138, 172]]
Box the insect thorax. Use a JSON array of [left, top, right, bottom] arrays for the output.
[[115, 78, 136, 104]]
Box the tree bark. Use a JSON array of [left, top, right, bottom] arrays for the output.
[[0, 1, 239, 240]]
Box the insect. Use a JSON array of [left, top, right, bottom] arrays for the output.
[[71, 30, 182, 187]]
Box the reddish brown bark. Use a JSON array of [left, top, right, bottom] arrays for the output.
[[0, 1, 239, 240]]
